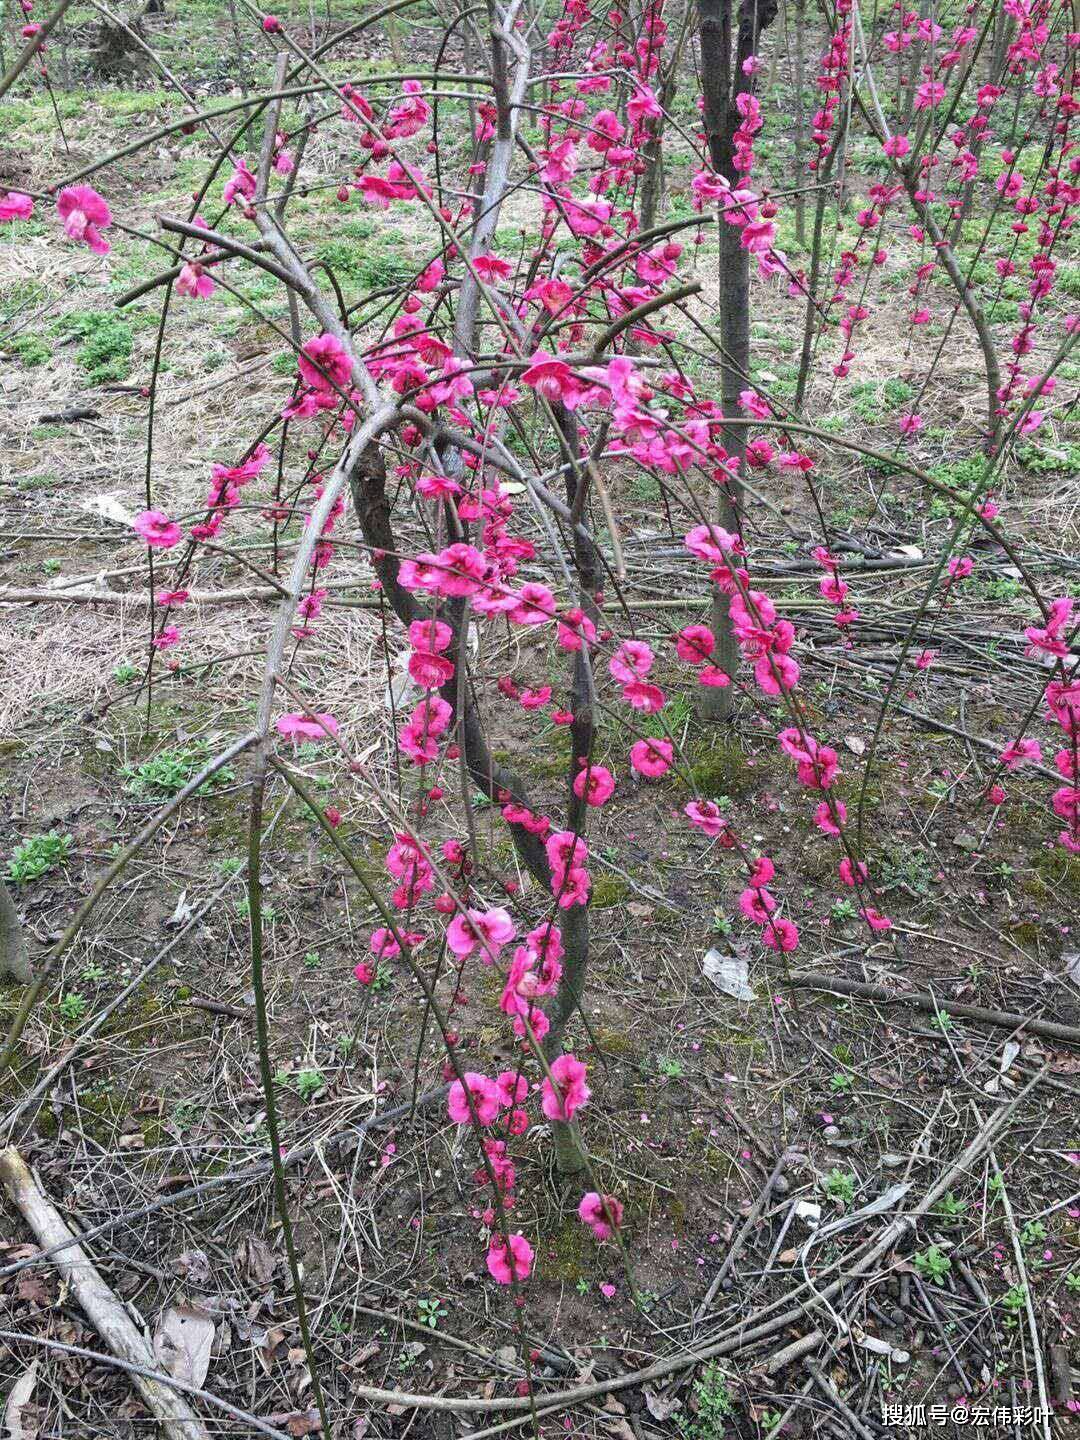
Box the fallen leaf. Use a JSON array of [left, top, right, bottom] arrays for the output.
[[844, 735, 865, 755], [154, 1304, 215, 1389], [1064, 953, 1080, 986], [348, 1340, 380, 1369], [267, 1411, 322, 1437], [257, 1326, 288, 1375], [166, 891, 194, 928], [644, 1388, 683, 1422], [237, 1235, 277, 1288], [3, 1360, 38, 1439], [15, 1274, 49, 1309], [80, 494, 135, 527], [702, 948, 757, 1002], [171, 1249, 211, 1286]]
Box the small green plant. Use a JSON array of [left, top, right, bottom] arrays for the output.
[[912, 1245, 952, 1284], [123, 744, 234, 798], [55, 310, 134, 385], [172, 1097, 204, 1132], [879, 843, 935, 896], [41, 559, 61, 576], [112, 659, 139, 683], [370, 962, 393, 992], [824, 1169, 856, 1207], [1001, 1285, 1027, 1322], [930, 1010, 953, 1034], [303, 950, 322, 970], [294, 1069, 326, 1102], [657, 1056, 685, 1078], [1065, 1272, 1080, 1294], [933, 1192, 967, 1219], [829, 1071, 853, 1093], [216, 857, 244, 877], [416, 1298, 447, 1329], [1019, 1219, 1047, 1247], [830, 898, 857, 922], [684, 1362, 735, 1438], [80, 962, 107, 983], [575, 1277, 591, 1295], [57, 992, 88, 1024], [7, 830, 73, 885], [235, 897, 276, 924], [9, 334, 50, 367]]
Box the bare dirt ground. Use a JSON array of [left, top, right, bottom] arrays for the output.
[[1, 3, 1079, 1438]]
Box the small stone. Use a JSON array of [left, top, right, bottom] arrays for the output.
[[822, 1124, 840, 1140], [953, 831, 979, 851], [881, 1153, 906, 1168]]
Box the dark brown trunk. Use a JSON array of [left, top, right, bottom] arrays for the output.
[[695, 0, 778, 719]]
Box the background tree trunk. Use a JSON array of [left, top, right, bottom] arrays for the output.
[[0, 879, 32, 985], [696, 0, 779, 721]]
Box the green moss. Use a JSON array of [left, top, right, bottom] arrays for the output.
[[590, 875, 628, 908], [593, 1026, 641, 1058], [35, 1109, 59, 1139], [688, 733, 752, 798], [476, 967, 505, 1011], [140, 1117, 166, 1148], [1032, 849, 1080, 897], [546, 1215, 590, 1284]]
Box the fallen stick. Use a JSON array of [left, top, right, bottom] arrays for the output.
[[784, 971, 1080, 1046], [1, 876, 241, 1138], [0, 1148, 211, 1440], [0, 1076, 1040, 1433], [985, 1132, 1052, 1440], [0, 1085, 451, 1283], [0, 1329, 291, 1440], [806, 1360, 876, 1440], [695, 1147, 803, 1319], [184, 995, 250, 1020]]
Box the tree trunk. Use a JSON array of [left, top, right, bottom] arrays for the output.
[[0, 880, 31, 984], [792, 0, 807, 246], [695, 0, 778, 720]]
